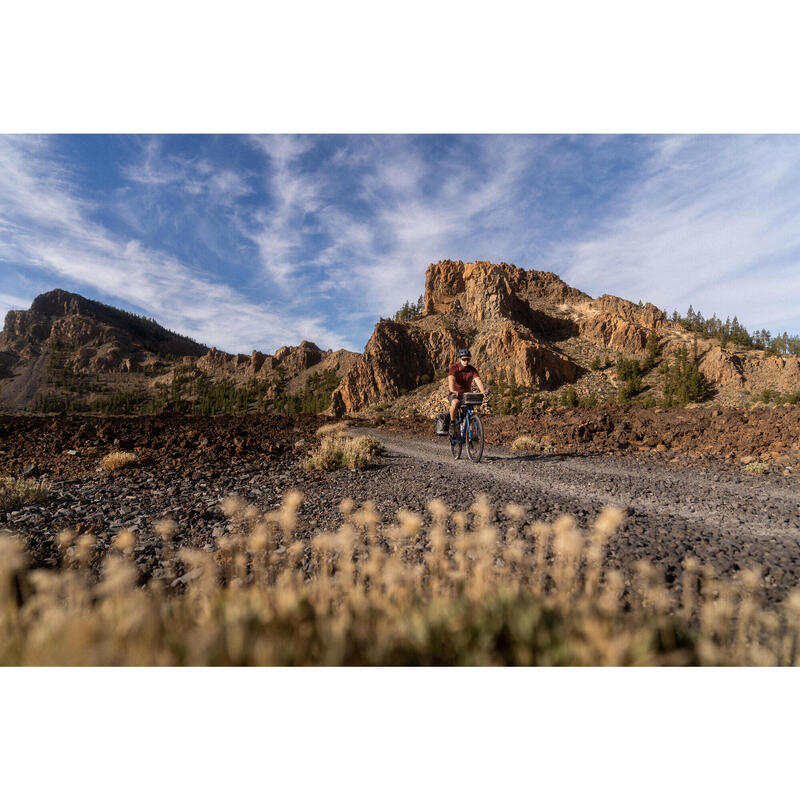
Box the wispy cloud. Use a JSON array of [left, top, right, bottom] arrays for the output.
[[2, 134, 799, 357], [245, 134, 321, 286], [552, 135, 800, 331], [0, 136, 349, 352]]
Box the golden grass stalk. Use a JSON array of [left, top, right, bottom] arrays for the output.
[[1, 491, 799, 666], [100, 451, 137, 472]]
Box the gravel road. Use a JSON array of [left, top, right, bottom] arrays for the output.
[[349, 427, 800, 604], [4, 413, 800, 606]]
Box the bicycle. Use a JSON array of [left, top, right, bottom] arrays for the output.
[[449, 392, 485, 462]]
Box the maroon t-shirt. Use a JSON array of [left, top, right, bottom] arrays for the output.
[[448, 363, 479, 394]]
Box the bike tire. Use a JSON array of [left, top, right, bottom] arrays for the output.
[[450, 434, 462, 459], [466, 413, 484, 462]]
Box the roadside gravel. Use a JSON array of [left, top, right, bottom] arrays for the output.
[[345, 427, 800, 605], [3, 414, 799, 606]]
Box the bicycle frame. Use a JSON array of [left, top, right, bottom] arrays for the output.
[[451, 404, 477, 443]]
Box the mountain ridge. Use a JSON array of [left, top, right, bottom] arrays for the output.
[[2, 263, 799, 414]]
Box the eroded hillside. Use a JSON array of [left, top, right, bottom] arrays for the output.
[[331, 260, 800, 416]]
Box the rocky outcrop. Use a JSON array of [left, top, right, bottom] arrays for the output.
[[698, 346, 746, 387], [331, 321, 460, 415], [0, 290, 358, 410], [423, 259, 589, 321], [331, 261, 585, 415], [274, 340, 323, 374], [577, 297, 667, 355]]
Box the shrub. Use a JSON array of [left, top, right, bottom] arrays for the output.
[[616, 356, 641, 382], [590, 356, 604, 371], [642, 331, 660, 371], [744, 461, 769, 475], [511, 435, 538, 451], [305, 433, 383, 471], [101, 452, 137, 472], [616, 357, 643, 403], [560, 386, 578, 407], [0, 477, 50, 511], [503, 396, 523, 415], [316, 421, 349, 437], [662, 346, 707, 407]]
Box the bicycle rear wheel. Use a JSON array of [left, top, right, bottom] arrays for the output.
[[466, 413, 484, 462]]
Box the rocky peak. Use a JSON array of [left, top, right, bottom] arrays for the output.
[[30, 288, 92, 318], [423, 260, 590, 321]]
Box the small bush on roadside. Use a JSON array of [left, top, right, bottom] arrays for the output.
[[305, 433, 383, 471], [316, 422, 349, 437], [101, 452, 138, 472], [744, 461, 769, 475], [511, 435, 538, 451], [0, 477, 50, 511]]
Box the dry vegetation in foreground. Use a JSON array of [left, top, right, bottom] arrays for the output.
[[0, 477, 50, 511], [315, 421, 349, 437], [1, 493, 798, 666], [100, 451, 138, 472], [306, 430, 383, 471], [510, 435, 555, 455]]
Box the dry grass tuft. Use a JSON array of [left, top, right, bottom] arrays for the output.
[[305, 432, 383, 471], [316, 421, 349, 437], [100, 451, 137, 472], [511, 435, 538, 451], [0, 477, 50, 511], [744, 461, 769, 475], [1, 491, 799, 665]]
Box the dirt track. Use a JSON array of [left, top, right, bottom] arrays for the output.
[[352, 427, 800, 604]]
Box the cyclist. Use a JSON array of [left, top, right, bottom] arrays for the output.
[[447, 348, 487, 437]]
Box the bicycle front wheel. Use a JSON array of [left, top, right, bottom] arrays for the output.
[[466, 413, 484, 462]]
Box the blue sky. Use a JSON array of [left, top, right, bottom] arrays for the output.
[[1, 134, 799, 354]]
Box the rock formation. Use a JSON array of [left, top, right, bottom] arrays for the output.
[[330, 260, 800, 415], [0, 290, 357, 410]]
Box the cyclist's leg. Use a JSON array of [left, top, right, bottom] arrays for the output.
[[449, 392, 460, 422]]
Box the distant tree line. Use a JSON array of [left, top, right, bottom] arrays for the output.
[[671, 306, 800, 355], [30, 366, 342, 416]]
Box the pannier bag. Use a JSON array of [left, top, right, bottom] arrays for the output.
[[434, 412, 450, 436]]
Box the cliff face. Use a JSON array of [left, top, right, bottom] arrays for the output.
[[330, 260, 800, 416], [331, 260, 644, 415]]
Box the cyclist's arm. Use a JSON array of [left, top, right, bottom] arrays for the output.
[[474, 376, 487, 394], [447, 374, 457, 394]]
